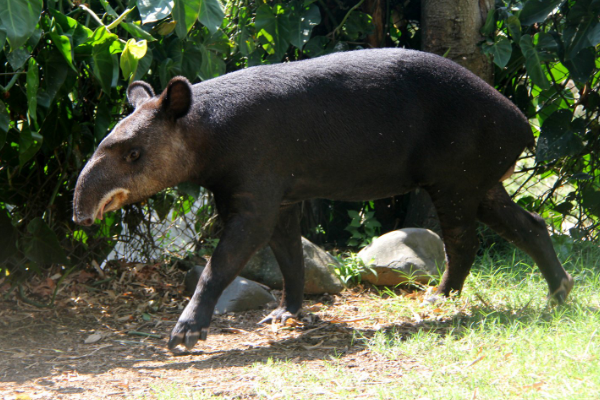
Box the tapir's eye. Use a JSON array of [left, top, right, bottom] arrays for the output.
[[125, 148, 141, 163]]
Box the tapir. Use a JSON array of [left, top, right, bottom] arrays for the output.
[[73, 48, 573, 350]]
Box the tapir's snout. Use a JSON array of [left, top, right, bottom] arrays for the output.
[[73, 185, 131, 225], [73, 151, 132, 227], [73, 214, 94, 226]]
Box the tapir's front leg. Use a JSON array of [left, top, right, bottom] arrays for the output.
[[168, 194, 279, 350]]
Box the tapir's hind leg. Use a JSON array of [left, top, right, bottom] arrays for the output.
[[259, 203, 305, 324], [477, 183, 573, 303], [429, 188, 481, 296]]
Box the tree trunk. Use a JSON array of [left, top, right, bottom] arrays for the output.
[[404, 0, 494, 233], [421, 0, 494, 83], [364, 0, 386, 48]]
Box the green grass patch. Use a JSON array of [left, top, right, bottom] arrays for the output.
[[365, 243, 600, 399], [146, 243, 600, 399]]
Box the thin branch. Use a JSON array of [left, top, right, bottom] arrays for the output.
[[328, 0, 366, 40], [79, 4, 106, 29]]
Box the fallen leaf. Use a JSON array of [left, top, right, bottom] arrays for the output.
[[84, 333, 102, 344], [73, 270, 96, 283], [285, 318, 303, 327]]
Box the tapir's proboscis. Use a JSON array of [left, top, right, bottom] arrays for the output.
[[73, 49, 573, 350]]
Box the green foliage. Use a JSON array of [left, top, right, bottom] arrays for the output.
[[332, 251, 376, 286], [344, 202, 381, 248], [482, 0, 600, 239], [0, 0, 598, 282]]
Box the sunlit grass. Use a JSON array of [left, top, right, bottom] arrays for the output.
[[146, 243, 600, 399]]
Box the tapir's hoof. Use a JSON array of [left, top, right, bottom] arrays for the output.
[[258, 308, 300, 325], [168, 325, 209, 351], [548, 275, 574, 306]]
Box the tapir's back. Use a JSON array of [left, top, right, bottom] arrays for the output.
[[189, 49, 533, 201]]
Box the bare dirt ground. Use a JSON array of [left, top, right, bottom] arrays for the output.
[[0, 262, 431, 399]]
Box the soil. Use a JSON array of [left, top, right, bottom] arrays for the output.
[[0, 262, 430, 399]]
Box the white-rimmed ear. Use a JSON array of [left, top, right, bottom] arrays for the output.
[[127, 81, 155, 109], [159, 76, 193, 119]]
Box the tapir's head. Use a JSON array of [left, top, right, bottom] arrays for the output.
[[73, 76, 196, 226]]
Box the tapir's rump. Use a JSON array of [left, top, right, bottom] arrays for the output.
[[73, 49, 573, 351]]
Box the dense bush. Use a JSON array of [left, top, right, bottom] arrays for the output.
[[482, 0, 600, 239], [0, 0, 598, 282]]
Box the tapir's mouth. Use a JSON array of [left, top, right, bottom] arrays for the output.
[[95, 189, 130, 220]]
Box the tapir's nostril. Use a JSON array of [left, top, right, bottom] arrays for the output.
[[74, 216, 94, 226], [81, 218, 94, 226]]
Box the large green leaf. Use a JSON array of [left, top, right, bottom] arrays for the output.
[[0, 209, 17, 263], [19, 126, 43, 168], [89, 26, 119, 46], [137, 0, 174, 24], [173, 0, 201, 39], [256, 4, 290, 61], [199, 45, 225, 80], [564, 0, 600, 60], [481, 8, 496, 36], [22, 217, 69, 266], [153, 193, 175, 221], [520, 34, 551, 90], [303, 35, 330, 57], [94, 99, 112, 142], [199, 0, 225, 34], [50, 9, 93, 47], [6, 47, 30, 70], [92, 39, 118, 94], [120, 39, 148, 82], [564, 47, 595, 82], [203, 29, 230, 54], [38, 52, 68, 108], [519, 0, 564, 26], [506, 15, 521, 42], [26, 57, 39, 123], [181, 41, 203, 80], [0, 0, 43, 49], [581, 188, 600, 217], [121, 22, 157, 41], [483, 36, 512, 68], [536, 110, 584, 162], [289, 2, 321, 49], [48, 30, 76, 71], [133, 50, 153, 81]]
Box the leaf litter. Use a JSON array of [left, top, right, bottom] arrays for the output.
[[0, 261, 453, 399]]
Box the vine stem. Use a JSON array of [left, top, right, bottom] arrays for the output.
[[329, 0, 366, 40], [79, 4, 105, 28]]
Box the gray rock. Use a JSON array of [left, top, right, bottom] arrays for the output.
[[358, 228, 445, 286], [185, 266, 276, 314], [241, 237, 345, 294]]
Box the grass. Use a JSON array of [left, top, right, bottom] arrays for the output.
[[145, 242, 600, 399]]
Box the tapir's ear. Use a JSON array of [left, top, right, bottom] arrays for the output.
[[127, 81, 155, 109], [160, 76, 192, 119]]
